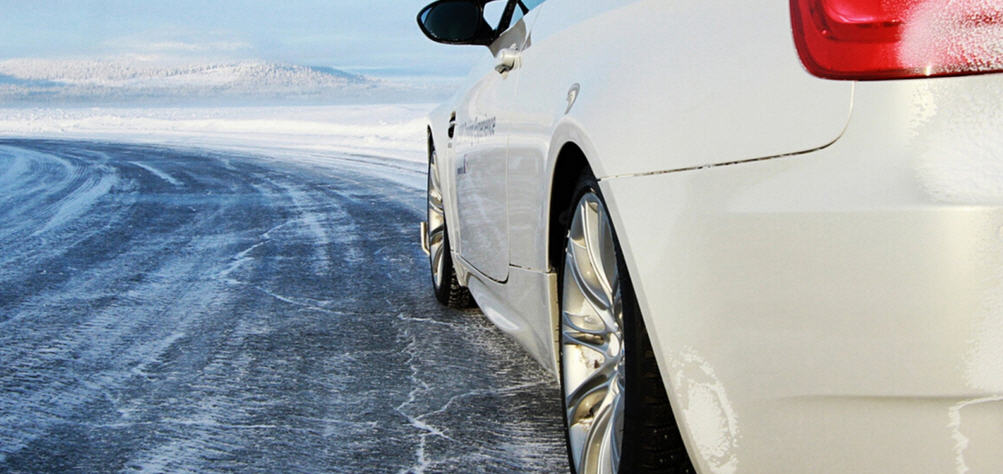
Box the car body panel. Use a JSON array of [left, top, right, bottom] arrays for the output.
[[452, 56, 514, 282], [601, 72, 1003, 473], [505, 0, 852, 270], [519, 0, 853, 176], [465, 264, 560, 371], [444, 6, 547, 282]]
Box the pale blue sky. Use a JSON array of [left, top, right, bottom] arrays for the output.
[[0, 0, 485, 77]]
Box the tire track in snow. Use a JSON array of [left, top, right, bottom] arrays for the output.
[[128, 160, 183, 187]]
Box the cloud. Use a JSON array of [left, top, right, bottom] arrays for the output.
[[101, 29, 254, 59], [128, 40, 252, 53]]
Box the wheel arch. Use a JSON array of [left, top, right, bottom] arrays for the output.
[[426, 125, 434, 160], [545, 136, 697, 472], [544, 129, 662, 362], [546, 141, 591, 272], [541, 135, 598, 379]]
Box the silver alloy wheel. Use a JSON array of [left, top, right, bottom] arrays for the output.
[[561, 192, 625, 474], [427, 149, 447, 290]]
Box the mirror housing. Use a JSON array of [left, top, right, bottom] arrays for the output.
[[417, 0, 497, 46]]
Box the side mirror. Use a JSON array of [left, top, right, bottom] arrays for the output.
[[417, 0, 496, 46]]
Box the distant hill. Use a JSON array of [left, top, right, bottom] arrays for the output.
[[0, 59, 451, 106]]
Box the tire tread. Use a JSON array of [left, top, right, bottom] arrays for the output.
[[443, 268, 472, 308]]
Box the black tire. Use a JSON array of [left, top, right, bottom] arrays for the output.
[[557, 170, 694, 473], [430, 225, 472, 308], [427, 142, 473, 309]]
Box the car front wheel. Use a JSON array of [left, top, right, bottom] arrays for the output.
[[426, 144, 471, 308]]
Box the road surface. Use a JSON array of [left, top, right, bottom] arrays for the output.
[[0, 139, 568, 473]]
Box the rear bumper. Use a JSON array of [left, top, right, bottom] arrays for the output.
[[600, 74, 1003, 473]]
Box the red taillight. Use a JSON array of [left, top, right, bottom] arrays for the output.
[[791, 0, 1003, 79]]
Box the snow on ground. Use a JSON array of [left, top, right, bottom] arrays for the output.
[[0, 58, 365, 86], [0, 56, 452, 162], [0, 58, 455, 106], [0, 141, 568, 472], [0, 104, 432, 162]]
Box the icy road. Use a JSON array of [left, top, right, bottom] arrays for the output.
[[0, 139, 568, 473]]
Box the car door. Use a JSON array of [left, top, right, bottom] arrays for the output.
[[453, 0, 544, 282]]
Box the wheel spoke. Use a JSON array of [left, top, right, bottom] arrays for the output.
[[429, 151, 442, 189], [581, 197, 616, 301], [565, 366, 614, 425], [566, 237, 612, 315], [564, 251, 621, 337], [580, 385, 621, 474], [609, 389, 625, 469], [594, 203, 619, 299], [562, 324, 610, 354], [428, 191, 443, 213], [431, 239, 445, 280], [428, 221, 444, 245], [596, 384, 625, 474], [427, 213, 445, 282]]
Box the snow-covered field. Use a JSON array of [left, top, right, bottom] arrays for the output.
[[0, 57, 453, 163], [0, 104, 432, 162], [0, 58, 456, 106]]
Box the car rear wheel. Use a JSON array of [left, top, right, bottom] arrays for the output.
[[427, 144, 472, 308], [559, 173, 694, 473]]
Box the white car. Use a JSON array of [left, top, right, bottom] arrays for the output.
[[417, 0, 1003, 472]]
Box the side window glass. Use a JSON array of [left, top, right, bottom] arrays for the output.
[[482, 1, 508, 30], [521, 0, 547, 11], [513, 0, 545, 24], [509, 0, 545, 25], [509, 7, 525, 25], [486, 0, 547, 36]]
